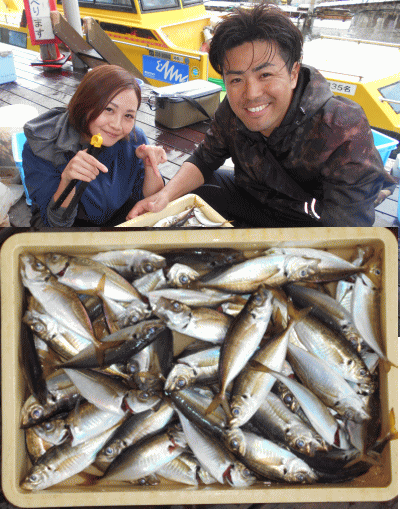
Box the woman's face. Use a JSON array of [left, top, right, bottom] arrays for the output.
[[88, 89, 139, 147]]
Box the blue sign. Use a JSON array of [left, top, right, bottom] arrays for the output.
[[143, 55, 189, 85]]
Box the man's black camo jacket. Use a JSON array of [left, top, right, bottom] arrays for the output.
[[186, 65, 396, 226]]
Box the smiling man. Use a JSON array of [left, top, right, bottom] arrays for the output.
[[127, 2, 395, 227]]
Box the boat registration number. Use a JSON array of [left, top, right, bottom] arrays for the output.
[[327, 80, 357, 96]]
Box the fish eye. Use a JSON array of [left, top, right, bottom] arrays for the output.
[[138, 478, 147, 486], [105, 446, 114, 456], [172, 301, 182, 311], [374, 268, 381, 276], [230, 439, 240, 450], [253, 294, 263, 304], [359, 368, 368, 376], [43, 421, 54, 431], [179, 274, 189, 285], [297, 473, 305, 482], [231, 407, 240, 417], [143, 263, 154, 273], [33, 323, 45, 332], [29, 474, 39, 482], [243, 468, 252, 478], [283, 394, 293, 405], [34, 261, 45, 270], [176, 378, 186, 389], [296, 438, 305, 448], [139, 391, 150, 401], [127, 361, 140, 374], [31, 407, 43, 420], [300, 269, 308, 277]]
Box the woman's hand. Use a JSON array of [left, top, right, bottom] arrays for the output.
[[61, 149, 108, 185], [136, 144, 167, 177]]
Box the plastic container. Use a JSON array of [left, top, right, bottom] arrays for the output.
[[1, 228, 398, 507], [11, 131, 31, 205], [150, 79, 222, 129], [372, 129, 399, 166], [0, 50, 17, 84], [116, 193, 232, 227]]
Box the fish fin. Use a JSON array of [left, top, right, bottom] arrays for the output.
[[76, 471, 103, 486], [249, 360, 272, 374], [205, 392, 225, 416], [96, 273, 107, 295]]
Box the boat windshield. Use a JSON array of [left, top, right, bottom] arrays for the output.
[[379, 81, 400, 114], [140, 0, 180, 11], [78, 0, 136, 11]]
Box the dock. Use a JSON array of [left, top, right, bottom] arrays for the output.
[[0, 42, 399, 227]]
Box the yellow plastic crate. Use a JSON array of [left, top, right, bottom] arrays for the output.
[[1, 228, 398, 507]]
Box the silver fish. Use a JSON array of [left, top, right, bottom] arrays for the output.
[[207, 285, 274, 416], [287, 342, 370, 423], [89, 249, 166, 278], [166, 263, 200, 287], [285, 283, 365, 351], [132, 268, 168, 296], [44, 252, 142, 302], [198, 254, 321, 293], [224, 428, 318, 484], [251, 391, 329, 456], [95, 401, 175, 472], [228, 316, 294, 428], [101, 425, 187, 482], [177, 411, 256, 487], [264, 247, 364, 282], [156, 452, 216, 485], [21, 426, 117, 490], [20, 370, 81, 429], [152, 207, 195, 227], [63, 368, 128, 416], [152, 297, 232, 343], [20, 254, 96, 343], [148, 287, 237, 308], [164, 345, 221, 391], [253, 366, 350, 448], [66, 401, 125, 446]]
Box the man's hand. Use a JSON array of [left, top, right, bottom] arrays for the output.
[[126, 191, 169, 220]]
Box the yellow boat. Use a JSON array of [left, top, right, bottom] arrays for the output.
[[302, 36, 400, 139], [0, 0, 224, 86], [1, 2, 399, 138]]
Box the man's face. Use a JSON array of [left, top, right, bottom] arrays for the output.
[[223, 40, 300, 137]]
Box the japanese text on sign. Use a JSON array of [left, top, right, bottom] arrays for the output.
[[24, 0, 56, 44], [327, 80, 357, 97]]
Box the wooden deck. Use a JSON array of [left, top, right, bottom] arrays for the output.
[[0, 42, 399, 227]]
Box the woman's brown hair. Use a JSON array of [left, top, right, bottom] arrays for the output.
[[68, 64, 142, 137]]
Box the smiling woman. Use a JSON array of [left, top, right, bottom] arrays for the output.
[[21, 64, 166, 227]]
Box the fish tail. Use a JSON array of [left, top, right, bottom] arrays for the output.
[[286, 298, 312, 325], [344, 452, 381, 469], [381, 357, 398, 371]]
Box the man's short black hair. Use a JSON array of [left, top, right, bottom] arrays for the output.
[[209, 2, 303, 76]]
